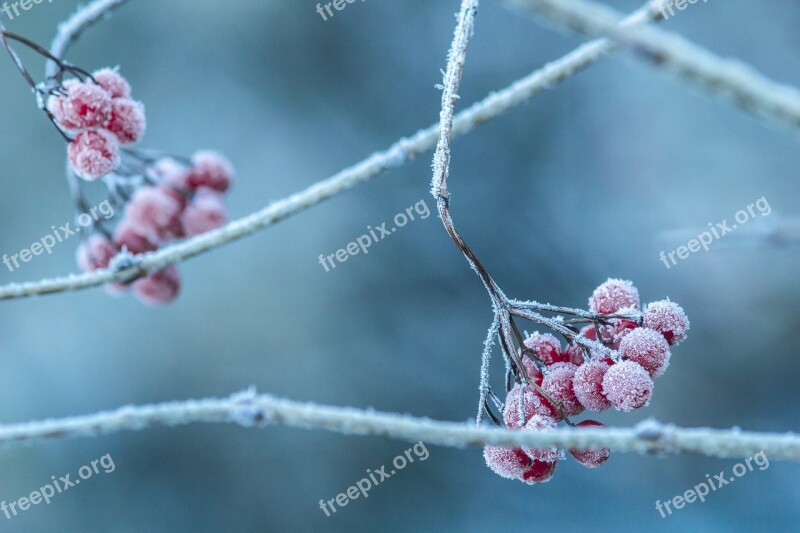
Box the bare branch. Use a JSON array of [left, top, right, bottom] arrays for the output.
[[505, 0, 800, 131], [2, 389, 799, 462]]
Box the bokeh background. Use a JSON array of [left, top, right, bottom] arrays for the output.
[[0, 0, 798, 531]]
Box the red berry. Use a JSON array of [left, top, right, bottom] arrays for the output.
[[520, 458, 558, 484], [113, 220, 158, 255], [589, 278, 640, 314], [186, 151, 234, 193], [610, 305, 639, 343], [67, 129, 120, 180], [150, 158, 190, 190], [522, 415, 562, 463], [75, 234, 117, 272], [520, 356, 544, 386], [132, 265, 180, 306], [524, 332, 566, 365], [573, 360, 612, 412], [181, 187, 228, 236], [104, 98, 146, 145], [643, 300, 690, 346], [483, 445, 528, 480], [503, 384, 557, 428], [618, 328, 671, 378], [569, 420, 610, 468], [125, 186, 185, 242], [92, 68, 131, 99], [564, 343, 585, 366], [602, 361, 653, 412], [541, 362, 584, 417], [48, 80, 112, 130]]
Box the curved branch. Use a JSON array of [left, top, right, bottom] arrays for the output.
[[2, 389, 799, 462], [0, 2, 664, 301]]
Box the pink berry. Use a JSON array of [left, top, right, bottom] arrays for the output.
[[520, 458, 558, 485], [610, 306, 639, 343], [113, 220, 158, 255], [132, 265, 180, 306], [569, 420, 610, 468], [186, 151, 234, 192], [602, 361, 653, 412], [181, 187, 228, 236], [104, 98, 146, 145], [150, 158, 189, 190], [524, 332, 566, 366], [48, 80, 112, 130], [92, 68, 131, 99], [541, 362, 584, 417], [75, 234, 117, 272], [160, 185, 188, 210], [564, 344, 585, 366], [520, 356, 544, 387], [483, 446, 528, 480], [503, 384, 557, 428], [589, 278, 640, 314], [68, 129, 120, 180], [643, 300, 690, 346], [573, 360, 612, 412], [125, 186, 185, 242], [619, 328, 671, 378], [522, 415, 562, 463]]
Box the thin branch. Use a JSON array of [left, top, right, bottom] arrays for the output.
[[2, 388, 799, 462], [505, 0, 800, 131], [0, 1, 664, 301], [46, 0, 131, 80]]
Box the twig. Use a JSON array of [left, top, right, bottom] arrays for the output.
[[0, 1, 665, 301], [1, 388, 799, 462], [505, 0, 800, 131]]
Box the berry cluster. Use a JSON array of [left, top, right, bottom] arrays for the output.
[[47, 68, 146, 180], [76, 151, 233, 305], [484, 279, 690, 484]]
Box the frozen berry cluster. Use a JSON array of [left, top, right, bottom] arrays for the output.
[[47, 68, 146, 180], [76, 151, 233, 305], [484, 278, 689, 484]]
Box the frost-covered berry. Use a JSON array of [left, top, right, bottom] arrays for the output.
[[68, 129, 120, 180], [520, 458, 557, 485], [150, 158, 190, 190], [569, 420, 610, 468], [589, 278, 640, 314], [520, 357, 544, 387], [483, 446, 528, 480], [602, 361, 653, 412], [522, 415, 562, 463], [541, 362, 583, 417], [186, 151, 234, 192], [524, 332, 566, 366], [48, 80, 112, 130], [610, 306, 639, 343], [573, 360, 612, 412], [132, 265, 180, 306], [113, 220, 158, 255], [104, 98, 146, 145], [76, 234, 117, 272], [619, 328, 671, 378], [125, 186, 185, 242], [564, 343, 585, 366], [503, 384, 557, 428], [181, 187, 228, 236], [643, 300, 690, 346], [92, 68, 131, 99]]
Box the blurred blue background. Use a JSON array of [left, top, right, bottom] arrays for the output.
[[0, 0, 798, 531]]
